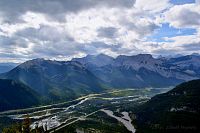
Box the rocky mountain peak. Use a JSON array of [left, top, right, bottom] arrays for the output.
[[72, 54, 114, 67]]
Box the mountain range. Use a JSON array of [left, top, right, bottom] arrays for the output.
[[73, 53, 200, 87], [0, 53, 200, 104], [0, 59, 105, 103]]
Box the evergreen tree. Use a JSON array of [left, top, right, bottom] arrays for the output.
[[22, 115, 31, 133]]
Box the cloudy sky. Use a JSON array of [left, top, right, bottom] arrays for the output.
[[0, 0, 200, 62]]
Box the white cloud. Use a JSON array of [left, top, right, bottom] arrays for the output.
[[0, 4, 162, 61], [0, 0, 135, 22], [152, 33, 200, 56], [164, 3, 200, 28], [0, 0, 199, 62], [134, 0, 171, 13]]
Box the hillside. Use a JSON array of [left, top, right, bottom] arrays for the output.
[[0, 79, 40, 112], [0, 59, 106, 102], [134, 79, 200, 133]]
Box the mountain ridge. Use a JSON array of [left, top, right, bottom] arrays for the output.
[[0, 53, 199, 102], [72, 53, 199, 88], [0, 59, 106, 102], [134, 79, 200, 133]]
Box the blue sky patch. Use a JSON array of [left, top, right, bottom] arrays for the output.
[[147, 23, 196, 42], [170, 0, 195, 5]]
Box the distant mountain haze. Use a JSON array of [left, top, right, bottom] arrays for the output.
[[0, 63, 18, 74]]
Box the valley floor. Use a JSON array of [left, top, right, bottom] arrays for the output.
[[0, 87, 171, 133]]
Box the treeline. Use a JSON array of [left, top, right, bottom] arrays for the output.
[[2, 116, 47, 133]]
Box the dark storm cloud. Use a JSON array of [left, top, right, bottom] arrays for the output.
[[177, 9, 200, 27], [120, 19, 160, 37], [31, 41, 122, 58], [153, 42, 200, 56], [153, 48, 180, 56], [32, 41, 80, 57], [15, 25, 74, 42], [97, 27, 118, 38], [80, 41, 136, 55], [183, 42, 200, 51], [0, 35, 29, 48], [0, 0, 135, 22], [0, 0, 198, 62], [164, 3, 200, 28]]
